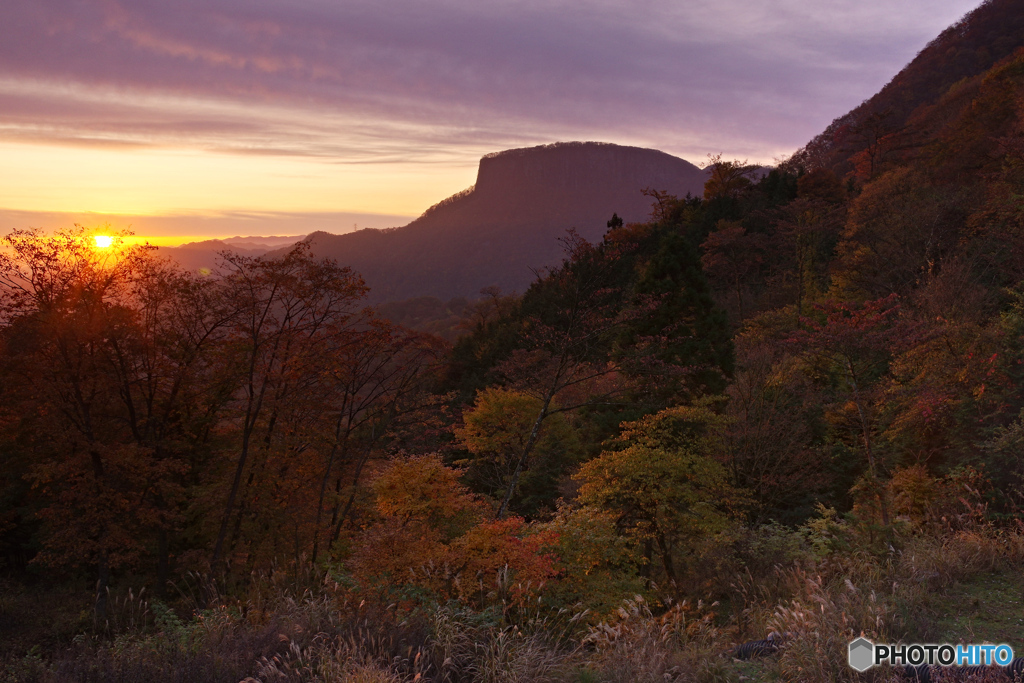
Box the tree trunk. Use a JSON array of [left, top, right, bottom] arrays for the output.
[[328, 438, 378, 550], [211, 426, 254, 570], [846, 358, 890, 526], [656, 531, 677, 586], [496, 398, 550, 520], [639, 538, 654, 586], [156, 529, 169, 599], [312, 424, 348, 564], [94, 551, 110, 630]]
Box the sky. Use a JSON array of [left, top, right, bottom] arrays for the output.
[[0, 0, 982, 243]]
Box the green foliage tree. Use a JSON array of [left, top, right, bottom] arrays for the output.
[[536, 504, 644, 616], [626, 227, 733, 398], [455, 387, 580, 516], [575, 403, 745, 587]]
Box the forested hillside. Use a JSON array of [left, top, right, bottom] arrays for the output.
[[3, 5, 1024, 682], [791, 0, 1024, 178]]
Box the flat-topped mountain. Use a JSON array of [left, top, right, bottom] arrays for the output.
[[296, 142, 707, 302]]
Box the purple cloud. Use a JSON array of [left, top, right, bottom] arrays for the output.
[[0, 0, 983, 163]]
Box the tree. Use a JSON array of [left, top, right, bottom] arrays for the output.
[[703, 155, 759, 201], [0, 226, 188, 618], [624, 225, 733, 402], [722, 320, 829, 522], [315, 320, 442, 561], [455, 387, 580, 515], [771, 196, 843, 317], [831, 167, 968, 299], [488, 232, 634, 519], [789, 295, 922, 525], [209, 244, 368, 571], [847, 110, 897, 181], [535, 505, 643, 617], [347, 454, 556, 608], [881, 263, 1013, 468], [700, 220, 767, 320], [575, 403, 744, 587], [448, 220, 733, 517]]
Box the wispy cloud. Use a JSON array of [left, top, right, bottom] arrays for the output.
[[0, 0, 980, 164]]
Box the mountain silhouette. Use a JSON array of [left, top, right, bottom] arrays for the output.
[[294, 142, 706, 302]]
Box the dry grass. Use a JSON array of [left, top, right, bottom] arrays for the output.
[[898, 526, 1024, 589], [765, 568, 900, 683], [6, 520, 1024, 683], [581, 596, 737, 683], [723, 514, 1024, 683], [253, 636, 414, 683]]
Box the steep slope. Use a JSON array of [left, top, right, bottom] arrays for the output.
[[826, 47, 1024, 301], [790, 0, 1024, 178], [300, 142, 707, 302]]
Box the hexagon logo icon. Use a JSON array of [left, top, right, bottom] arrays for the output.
[[848, 637, 875, 672]]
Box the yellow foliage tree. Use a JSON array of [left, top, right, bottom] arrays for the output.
[[536, 505, 644, 617], [456, 387, 580, 515], [575, 402, 746, 586]]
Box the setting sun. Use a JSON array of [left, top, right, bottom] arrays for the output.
[[93, 235, 113, 248]]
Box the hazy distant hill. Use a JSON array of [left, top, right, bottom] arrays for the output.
[[220, 235, 307, 248], [790, 0, 1024, 176], [295, 142, 707, 302], [158, 234, 308, 272], [159, 239, 270, 272]]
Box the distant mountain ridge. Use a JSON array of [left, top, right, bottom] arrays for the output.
[[158, 235, 308, 272], [221, 235, 306, 247], [294, 142, 706, 302]]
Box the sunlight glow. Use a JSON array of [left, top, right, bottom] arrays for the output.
[[93, 235, 113, 248], [0, 141, 477, 219]]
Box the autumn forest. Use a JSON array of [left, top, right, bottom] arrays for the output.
[[5, 1, 1024, 682]]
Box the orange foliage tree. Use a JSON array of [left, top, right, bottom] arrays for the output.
[[347, 454, 557, 609]]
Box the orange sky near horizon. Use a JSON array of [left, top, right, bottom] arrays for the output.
[[0, 139, 474, 244]]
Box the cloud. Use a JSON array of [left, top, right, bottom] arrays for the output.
[[0, 0, 982, 164], [0, 207, 414, 241]]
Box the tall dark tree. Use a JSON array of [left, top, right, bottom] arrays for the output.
[[209, 244, 368, 571]]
